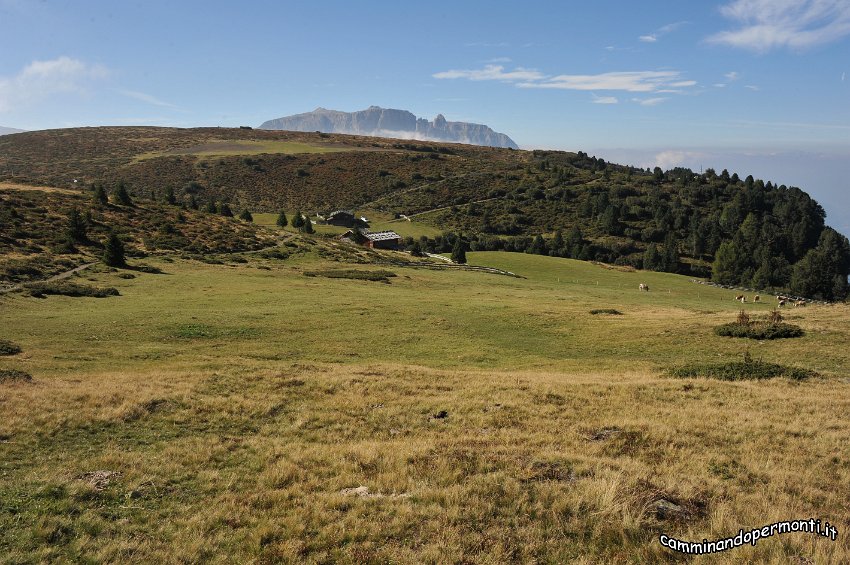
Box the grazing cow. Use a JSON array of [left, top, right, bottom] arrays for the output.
[[639, 283, 649, 292], [753, 294, 760, 303], [778, 299, 786, 308], [795, 300, 806, 307], [735, 294, 744, 302]]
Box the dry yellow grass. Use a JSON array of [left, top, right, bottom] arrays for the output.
[[0, 251, 848, 563]]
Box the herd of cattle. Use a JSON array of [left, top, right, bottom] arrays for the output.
[[640, 281, 812, 307]]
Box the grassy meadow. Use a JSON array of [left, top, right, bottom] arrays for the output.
[[1, 247, 849, 563]]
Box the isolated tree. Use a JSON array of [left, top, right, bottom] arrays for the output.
[[301, 214, 314, 233], [103, 231, 126, 267], [164, 186, 177, 205], [409, 241, 423, 257], [219, 203, 233, 217], [291, 210, 304, 229], [276, 210, 288, 227], [112, 182, 133, 206], [451, 237, 467, 264], [66, 208, 88, 243], [239, 209, 253, 222], [93, 184, 108, 206], [205, 200, 218, 214]]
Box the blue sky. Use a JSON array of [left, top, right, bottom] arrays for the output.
[[1, 0, 848, 232]]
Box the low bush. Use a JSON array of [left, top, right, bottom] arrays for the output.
[[714, 322, 803, 340], [260, 248, 290, 260], [590, 308, 623, 315], [303, 269, 397, 283], [0, 369, 33, 383], [0, 339, 22, 356], [669, 355, 816, 381], [24, 282, 120, 298]]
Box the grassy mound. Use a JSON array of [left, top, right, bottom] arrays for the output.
[[0, 369, 32, 383], [0, 339, 22, 356], [669, 356, 816, 381], [25, 282, 120, 298], [303, 269, 397, 283]]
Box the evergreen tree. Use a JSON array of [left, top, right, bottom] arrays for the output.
[[790, 228, 850, 300], [164, 186, 177, 205], [205, 201, 218, 214], [409, 241, 423, 257], [103, 231, 126, 267], [219, 203, 233, 217], [93, 184, 108, 206], [188, 195, 199, 210], [66, 208, 88, 243], [301, 214, 314, 233], [451, 237, 467, 264], [112, 182, 133, 206], [239, 209, 253, 222], [291, 210, 304, 229], [551, 230, 565, 256], [661, 233, 679, 272], [529, 234, 548, 255], [643, 243, 661, 271], [276, 210, 288, 227]]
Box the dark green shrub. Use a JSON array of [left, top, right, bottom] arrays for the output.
[[669, 355, 815, 381], [590, 309, 623, 315], [714, 322, 803, 340], [0, 369, 32, 383], [0, 339, 22, 356], [303, 269, 397, 283], [25, 282, 120, 298], [103, 231, 126, 267]]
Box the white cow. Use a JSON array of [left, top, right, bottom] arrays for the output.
[[639, 283, 649, 292]]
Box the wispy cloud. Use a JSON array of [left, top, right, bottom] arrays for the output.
[[707, 0, 850, 52], [486, 57, 512, 63], [744, 84, 760, 90], [633, 97, 669, 106], [518, 71, 691, 92], [639, 20, 688, 43], [433, 64, 545, 82], [116, 89, 177, 108], [0, 56, 108, 113], [724, 71, 740, 81], [434, 65, 696, 98], [592, 94, 618, 104]]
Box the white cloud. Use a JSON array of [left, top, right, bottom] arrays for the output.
[[653, 150, 708, 170], [592, 95, 618, 104], [433, 64, 546, 82], [519, 71, 689, 92], [0, 56, 107, 113], [633, 97, 669, 106], [639, 21, 689, 43], [714, 83, 727, 87], [707, 0, 850, 52], [724, 71, 740, 81], [744, 84, 760, 90], [486, 57, 512, 63], [116, 89, 176, 108]]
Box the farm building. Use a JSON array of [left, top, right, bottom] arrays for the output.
[[341, 228, 402, 250], [324, 210, 356, 227]]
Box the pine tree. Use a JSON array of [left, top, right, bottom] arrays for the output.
[[205, 201, 218, 214], [291, 210, 304, 229], [529, 234, 548, 255], [93, 184, 108, 206], [276, 210, 288, 227], [66, 208, 88, 243], [219, 203, 233, 217], [301, 215, 314, 233], [643, 243, 662, 271], [103, 231, 126, 267], [451, 237, 467, 264], [112, 182, 133, 206], [239, 209, 253, 222], [188, 195, 199, 210], [164, 186, 177, 205], [551, 230, 565, 256]]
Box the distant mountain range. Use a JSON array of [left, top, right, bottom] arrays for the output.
[[0, 126, 25, 136], [258, 106, 518, 149]]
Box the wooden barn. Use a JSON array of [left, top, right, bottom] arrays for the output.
[[341, 228, 402, 250]]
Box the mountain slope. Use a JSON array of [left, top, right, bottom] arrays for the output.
[[0, 126, 846, 299], [0, 126, 25, 136], [259, 106, 519, 149]]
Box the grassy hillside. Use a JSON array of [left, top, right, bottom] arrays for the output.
[[0, 184, 276, 285], [2, 127, 846, 301], [1, 249, 847, 562]]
